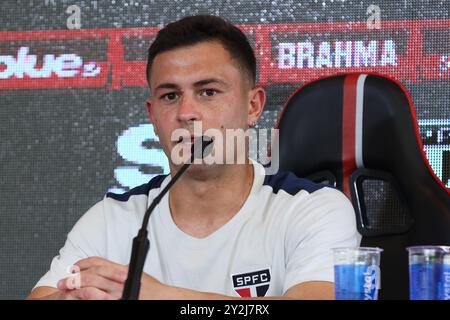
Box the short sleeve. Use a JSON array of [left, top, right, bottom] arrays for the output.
[[282, 187, 359, 294], [33, 199, 107, 289]]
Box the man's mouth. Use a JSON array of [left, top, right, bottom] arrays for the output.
[[177, 135, 196, 145]]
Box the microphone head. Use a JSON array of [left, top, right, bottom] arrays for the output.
[[191, 135, 214, 161]]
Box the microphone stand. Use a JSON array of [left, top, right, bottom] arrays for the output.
[[121, 137, 213, 300]]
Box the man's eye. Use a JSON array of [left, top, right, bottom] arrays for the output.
[[200, 89, 218, 97], [161, 92, 178, 101]]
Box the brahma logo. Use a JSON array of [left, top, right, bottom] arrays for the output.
[[277, 40, 397, 69], [231, 268, 271, 297], [0, 46, 100, 79]]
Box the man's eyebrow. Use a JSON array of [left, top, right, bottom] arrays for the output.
[[154, 78, 228, 93], [193, 78, 229, 87], [154, 83, 180, 92]]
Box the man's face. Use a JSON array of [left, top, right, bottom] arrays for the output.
[[146, 40, 262, 170]]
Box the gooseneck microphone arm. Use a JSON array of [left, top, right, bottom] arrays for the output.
[[121, 136, 213, 300]]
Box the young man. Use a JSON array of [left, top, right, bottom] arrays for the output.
[[28, 15, 358, 300]]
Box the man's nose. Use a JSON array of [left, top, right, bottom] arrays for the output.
[[176, 94, 201, 123]]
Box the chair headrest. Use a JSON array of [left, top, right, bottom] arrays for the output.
[[275, 73, 448, 195], [274, 73, 450, 238]]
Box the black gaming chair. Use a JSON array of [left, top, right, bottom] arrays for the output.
[[273, 73, 450, 300]]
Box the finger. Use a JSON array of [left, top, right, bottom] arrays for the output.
[[57, 273, 82, 290], [58, 268, 126, 298], [75, 256, 114, 271], [92, 265, 128, 283], [58, 266, 127, 290], [69, 287, 116, 300], [75, 257, 128, 275], [80, 271, 124, 297]]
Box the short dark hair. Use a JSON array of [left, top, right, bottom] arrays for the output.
[[146, 15, 256, 88]]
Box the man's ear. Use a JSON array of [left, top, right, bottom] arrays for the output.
[[146, 99, 158, 135], [247, 87, 266, 127]]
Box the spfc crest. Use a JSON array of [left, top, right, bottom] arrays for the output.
[[231, 268, 271, 297]]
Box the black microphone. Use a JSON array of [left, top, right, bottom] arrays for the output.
[[121, 135, 214, 300]]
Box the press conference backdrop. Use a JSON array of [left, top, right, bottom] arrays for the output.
[[1, 0, 449, 299]]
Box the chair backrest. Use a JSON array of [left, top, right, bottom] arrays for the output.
[[274, 73, 450, 299]]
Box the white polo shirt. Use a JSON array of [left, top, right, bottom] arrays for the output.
[[34, 160, 358, 297]]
